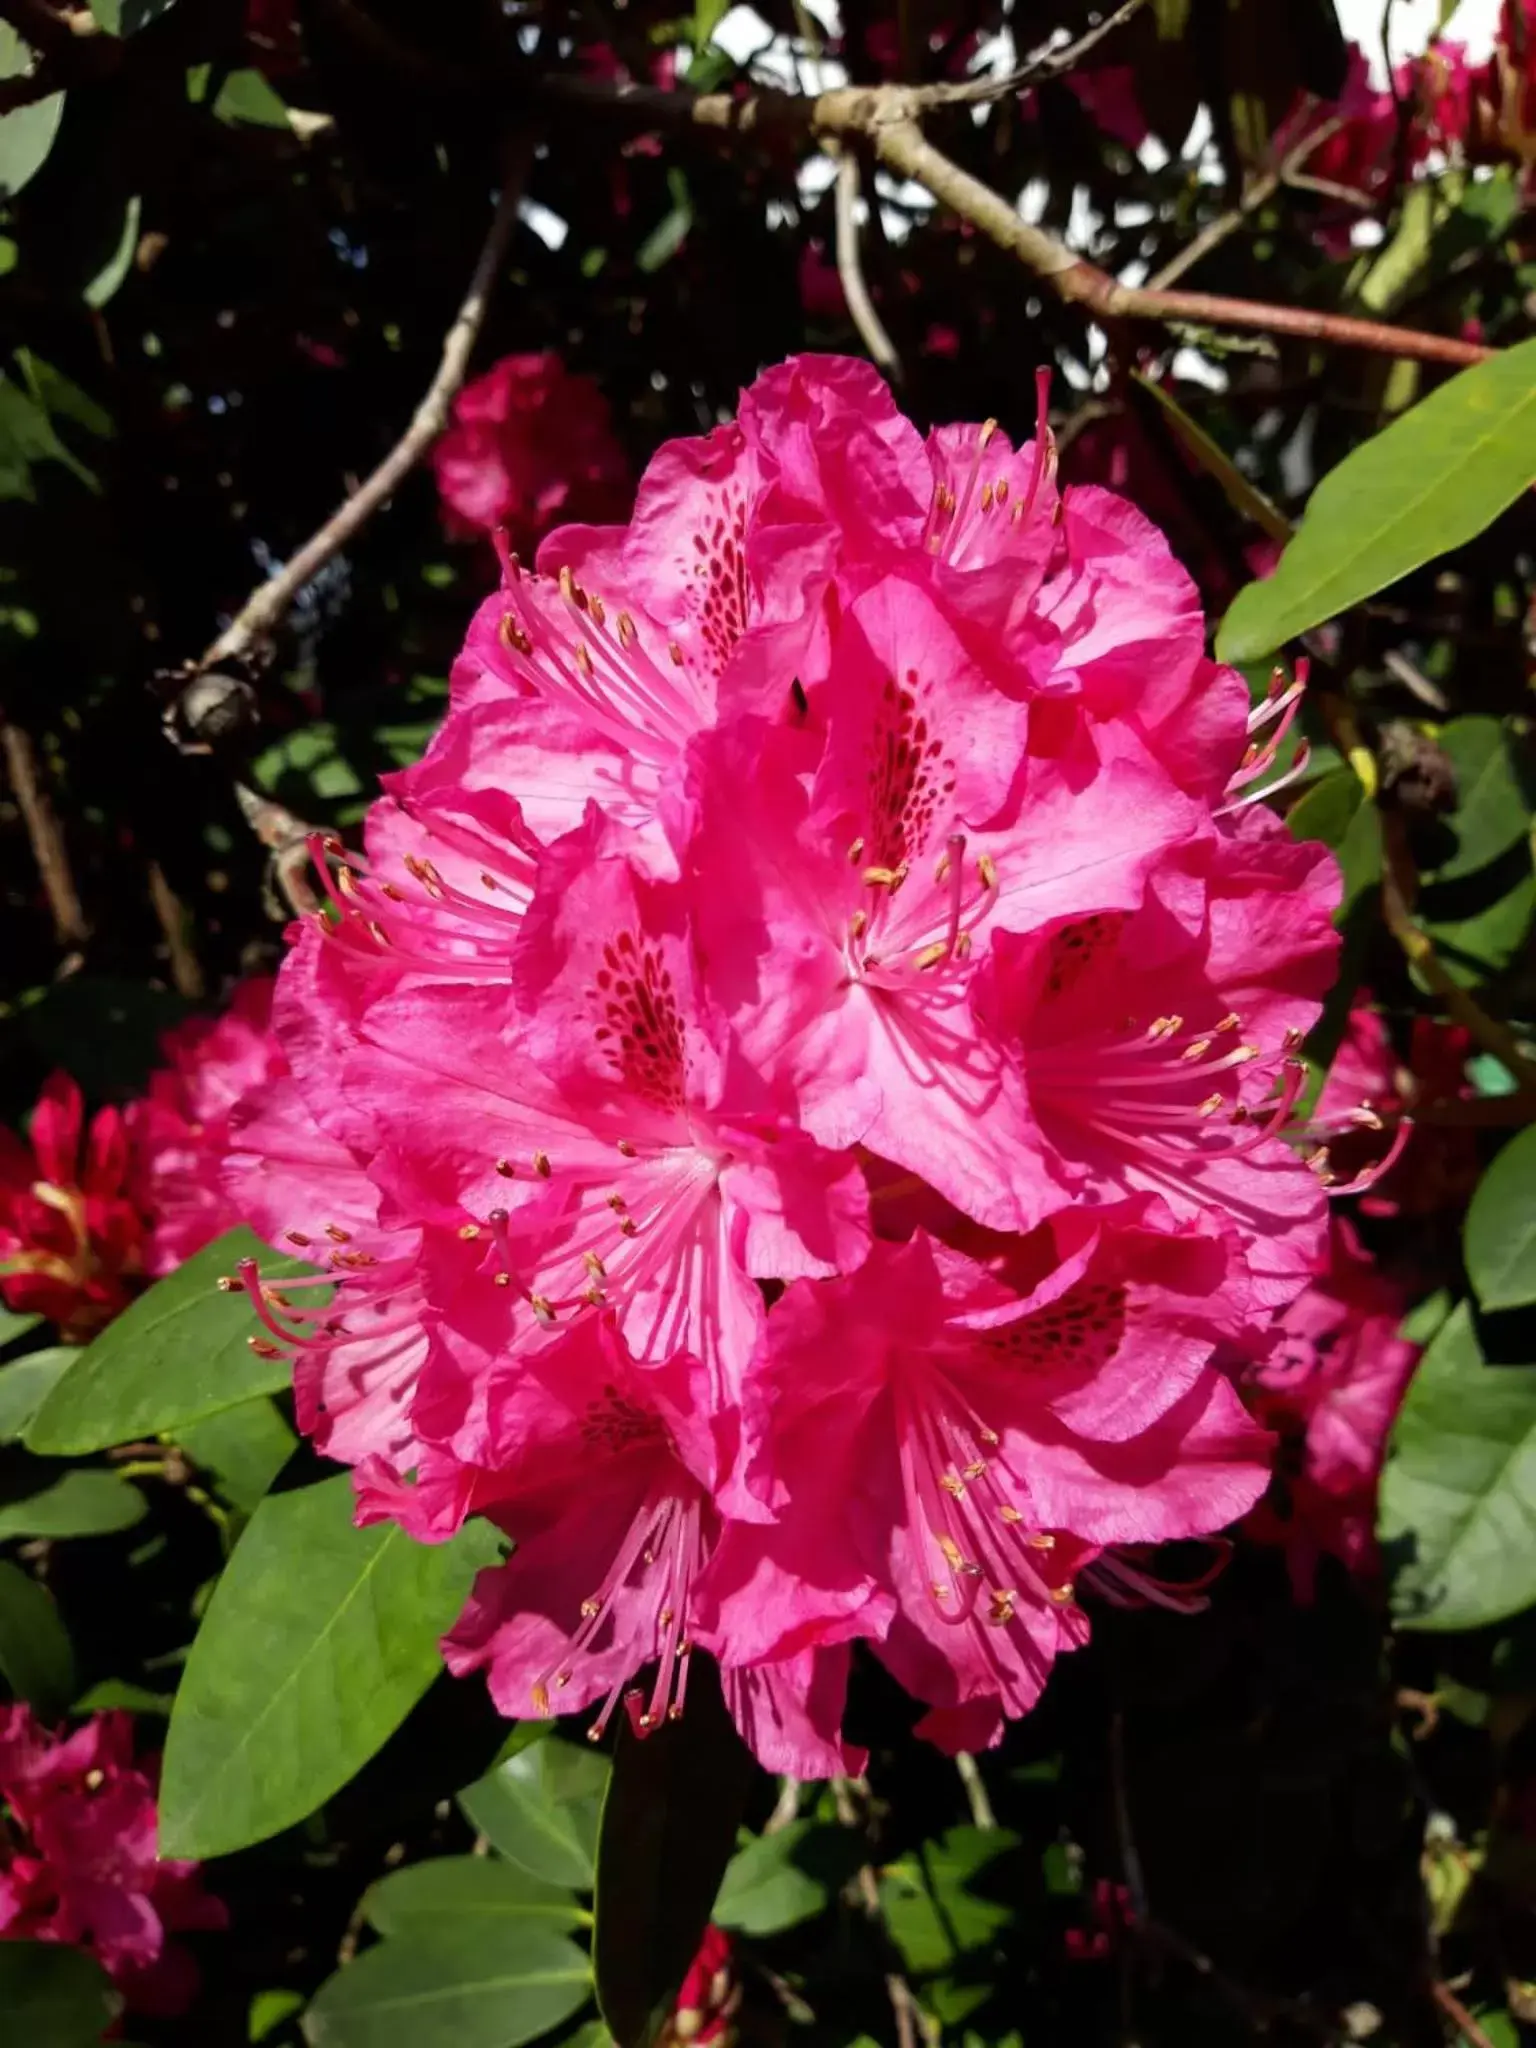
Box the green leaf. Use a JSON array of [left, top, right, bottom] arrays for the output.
[[1465, 1129, 1536, 1314], [0, 1559, 76, 1714], [366, 1857, 588, 1941], [159, 1477, 498, 1859], [251, 1989, 307, 2042], [1381, 1301, 1536, 1631], [0, 1307, 43, 1353], [89, 0, 178, 30], [84, 192, 142, 310], [713, 1819, 864, 1935], [0, 1941, 118, 2046], [0, 1349, 72, 1441], [880, 1827, 1020, 1977], [1131, 374, 1291, 542], [637, 170, 693, 274], [1217, 338, 1536, 662], [301, 1927, 591, 2048], [213, 68, 290, 128], [27, 1229, 321, 1455], [74, 1679, 172, 1715], [0, 25, 64, 200], [1429, 719, 1531, 881], [0, 377, 100, 500], [459, 1739, 610, 1891], [594, 1659, 756, 2048], [178, 1397, 297, 1513], [1285, 769, 1381, 915], [0, 1467, 146, 1542]]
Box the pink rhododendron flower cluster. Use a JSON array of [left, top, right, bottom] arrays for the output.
[[128, 978, 285, 1278], [0, 1706, 225, 2016], [0, 1075, 143, 1341], [433, 351, 632, 552], [218, 353, 1357, 1773], [1243, 1217, 1419, 1599]]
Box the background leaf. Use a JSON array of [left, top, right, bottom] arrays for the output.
[[0, 1466, 145, 1541], [0, 25, 64, 199], [0, 1941, 118, 2047], [1216, 338, 1536, 661], [26, 1229, 321, 1455], [1464, 1129, 1536, 1314], [713, 1819, 866, 1936], [159, 1476, 498, 1858], [1381, 1302, 1536, 1630], [301, 1925, 591, 2048], [459, 1738, 610, 1891], [0, 1558, 76, 1714], [366, 1857, 588, 1941]]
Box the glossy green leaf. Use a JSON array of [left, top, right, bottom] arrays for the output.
[[460, 1739, 610, 1891], [880, 1827, 1021, 1976], [251, 1989, 307, 2042], [1429, 719, 1531, 881], [301, 1926, 591, 2048], [159, 1477, 498, 1859], [178, 1397, 297, 1513], [0, 1940, 117, 2046], [0, 25, 64, 200], [713, 1820, 865, 1935], [1465, 1128, 1536, 1313], [0, 1348, 72, 1442], [594, 1660, 756, 2048], [1286, 769, 1381, 914], [74, 1679, 172, 1715], [0, 1468, 145, 1542], [366, 1857, 587, 1941], [27, 1229, 320, 1455], [1217, 338, 1536, 662], [0, 1559, 76, 1714], [0, 1307, 43, 1353], [1381, 1302, 1536, 1631]]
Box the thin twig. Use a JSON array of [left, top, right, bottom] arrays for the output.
[[833, 147, 902, 380], [147, 860, 205, 1000], [1148, 119, 1343, 291], [2, 721, 87, 945], [954, 1753, 997, 1830], [831, 1777, 940, 2048], [911, 0, 1151, 106], [1433, 1979, 1499, 2048], [197, 140, 528, 673]]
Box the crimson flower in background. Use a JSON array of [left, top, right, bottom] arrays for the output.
[[663, 1924, 738, 2046], [1243, 1216, 1419, 1598], [433, 351, 632, 552], [191, 354, 1352, 1771], [0, 1075, 142, 1341], [0, 1707, 225, 2017]]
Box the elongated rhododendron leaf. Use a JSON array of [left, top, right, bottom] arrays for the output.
[[0, 1939, 118, 2047], [365, 1857, 588, 1941], [1465, 1128, 1536, 1314], [594, 1658, 756, 2048], [0, 1559, 76, 1716], [458, 1738, 609, 1891], [159, 1476, 499, 1859], [301, 1923, 591, 2048], [1217, 337, 1536, 661], [26, 1229, 319, 1455], [1381, 1302, 1536, 1631]]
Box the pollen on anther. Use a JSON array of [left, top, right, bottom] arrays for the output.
[[619, 1217, 639, 1238], [325, 1224, 352, 1244], [494, 1273, 512, 1288], [575, 642, 594, 678], [580, 1597, 601, 1618], [847, 837, 865, 864], [617, 1139, 637, 1157], [1049, 1583, 1076, 1605], [495, 1159, 515, 1178], [533, 1151, 552, 1178], [217, 1275, 238, 1293], [531, 1683, 550, 1714], [977, 852, 998, 890], [940, 1473, 966, 1498], [531, 1296, 558, 1325], [249, 1338, 284, 1358], [668, 641, 684, 667], [459, 1223, 481, 1240], [583, 1252, 607, 1280], [915, 940, 949, 971], [999, 1504, 1023, 1525]]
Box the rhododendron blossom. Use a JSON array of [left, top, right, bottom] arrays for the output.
[[0, 1075, 143, 1340], [1243, 1217, 1419, 1598], [433, 350, 631, 550], [221, 354, 1351, 1771], [0, 1706, 224, 2015]]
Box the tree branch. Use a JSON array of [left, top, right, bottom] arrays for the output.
[[833, 146, 902, 380], [196, 140, 528, 672], [910, 0, 1152, 108], [2, 721, 87, 946]]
